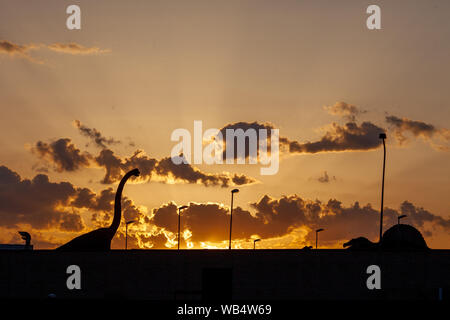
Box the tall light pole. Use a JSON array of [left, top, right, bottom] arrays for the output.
[[178, 205, 188, 250], [315, 228, 324, 249], [398, 214, 407, 225], [253, 238, 261, 250], [229, 189, 239, 250], [125, 220, 136, 250], [379, 133, 387, 243]]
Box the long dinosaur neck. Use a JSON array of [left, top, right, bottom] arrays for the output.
[[109, 172, 133, 234]]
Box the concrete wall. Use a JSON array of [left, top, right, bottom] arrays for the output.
[[0, 249, 449, 300]]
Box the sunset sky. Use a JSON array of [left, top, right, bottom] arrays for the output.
[[1, 0, 449, 249]]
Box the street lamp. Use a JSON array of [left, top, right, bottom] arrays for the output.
[[253, 238, 261, 250], [398, 214, 407, 225], [178, 205, 188, 250], [315, 228, 324, 249], [125, 220, 136, 250], [229, 189, 239, 250], [379, 133, 387, 243]]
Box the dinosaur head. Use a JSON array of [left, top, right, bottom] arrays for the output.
[[129, 168, 140, 177], [343, 239, 353, 248]]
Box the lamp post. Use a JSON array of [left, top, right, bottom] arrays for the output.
[[178, 205, 188, 250], [125, 220, 136, 250], [229, 189, 239, 250], [315, 228, 324, 249], [253, 238, 261, 250], [398, 214, 407, 225], [379, 133, 387, 243]]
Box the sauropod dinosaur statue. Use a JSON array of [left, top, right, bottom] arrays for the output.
[[56, 168, 140, 251]]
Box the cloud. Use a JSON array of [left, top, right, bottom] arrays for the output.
[[317, 171, 336, 183], [0, 165, 84, 231], [324, 102, 366, 121], [147, 195, 450, 248], [218, 121, 276, 158], [73, 120, 121, 148], [0, 165, 147, 237], [0, 40, 109, 64], [150, 201, 263, 245], [32, 138, 91, 172], [155, 155, 256, 188], [386, 115, 450, 150], [31, 121, 257, 187], [47, 43, 110, 55], [95, 148, 256, 187], [1, 165, 448, 249], [250, 195, 449, 245], [0, 40, 41, 63], [218, 105, 385, 157], [285, 121, 385, 154]]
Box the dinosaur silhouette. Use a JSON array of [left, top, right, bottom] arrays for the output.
[[343, 237, 377, 251], [56, 168, 140, 252], [343, 224, 429, 251]]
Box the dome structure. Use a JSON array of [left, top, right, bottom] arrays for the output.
[[380, 224, 429, 251]]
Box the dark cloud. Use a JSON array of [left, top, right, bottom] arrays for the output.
[[94, 148, 256, 187], [151, 201, 262, 243], [148, 195, 450, 247], [286, 121, 385, 153], [219, 114, 385, 157], [251, 195, 450, 244], [1, 164, 448, 249], [30, 134, 255, 187], [0, 165, 84, 231], [218, 121, 277, 161], [33, 138, 91, 172], [74, 120, 121, 148], [156, 156, 255, 187], [386, 115, 450, 149], [325, 102, 366, 121], [0, 165, 146, 235]]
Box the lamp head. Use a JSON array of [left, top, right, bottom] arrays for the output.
[[399, 214, 407, 219], [231, 189, 239, 194], [379, 133, 386, 139], [126, 220, 137, 225], [179, 205, 188, 210], [254, 239, 261, 243], [316, 228, 324, 233]]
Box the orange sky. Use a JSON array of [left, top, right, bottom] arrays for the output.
[[0, 0, 449, 249]]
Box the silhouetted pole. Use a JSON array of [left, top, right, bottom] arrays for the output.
[[379, 133, 387, 243], [315, 228, 324, 249], [398, 214, 407, 225], [229, 189, 239, 250], [125, 220, 136, 250], [178, 205, 188, 250], [253, 238, 261, 250]]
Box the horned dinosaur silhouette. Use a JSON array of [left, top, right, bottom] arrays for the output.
[[343, 224, 429, 251], [56, 168, 140, 252]]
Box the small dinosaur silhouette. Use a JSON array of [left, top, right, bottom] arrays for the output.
[[343, 237, 377, 251], [56, 168, 140, 252]]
